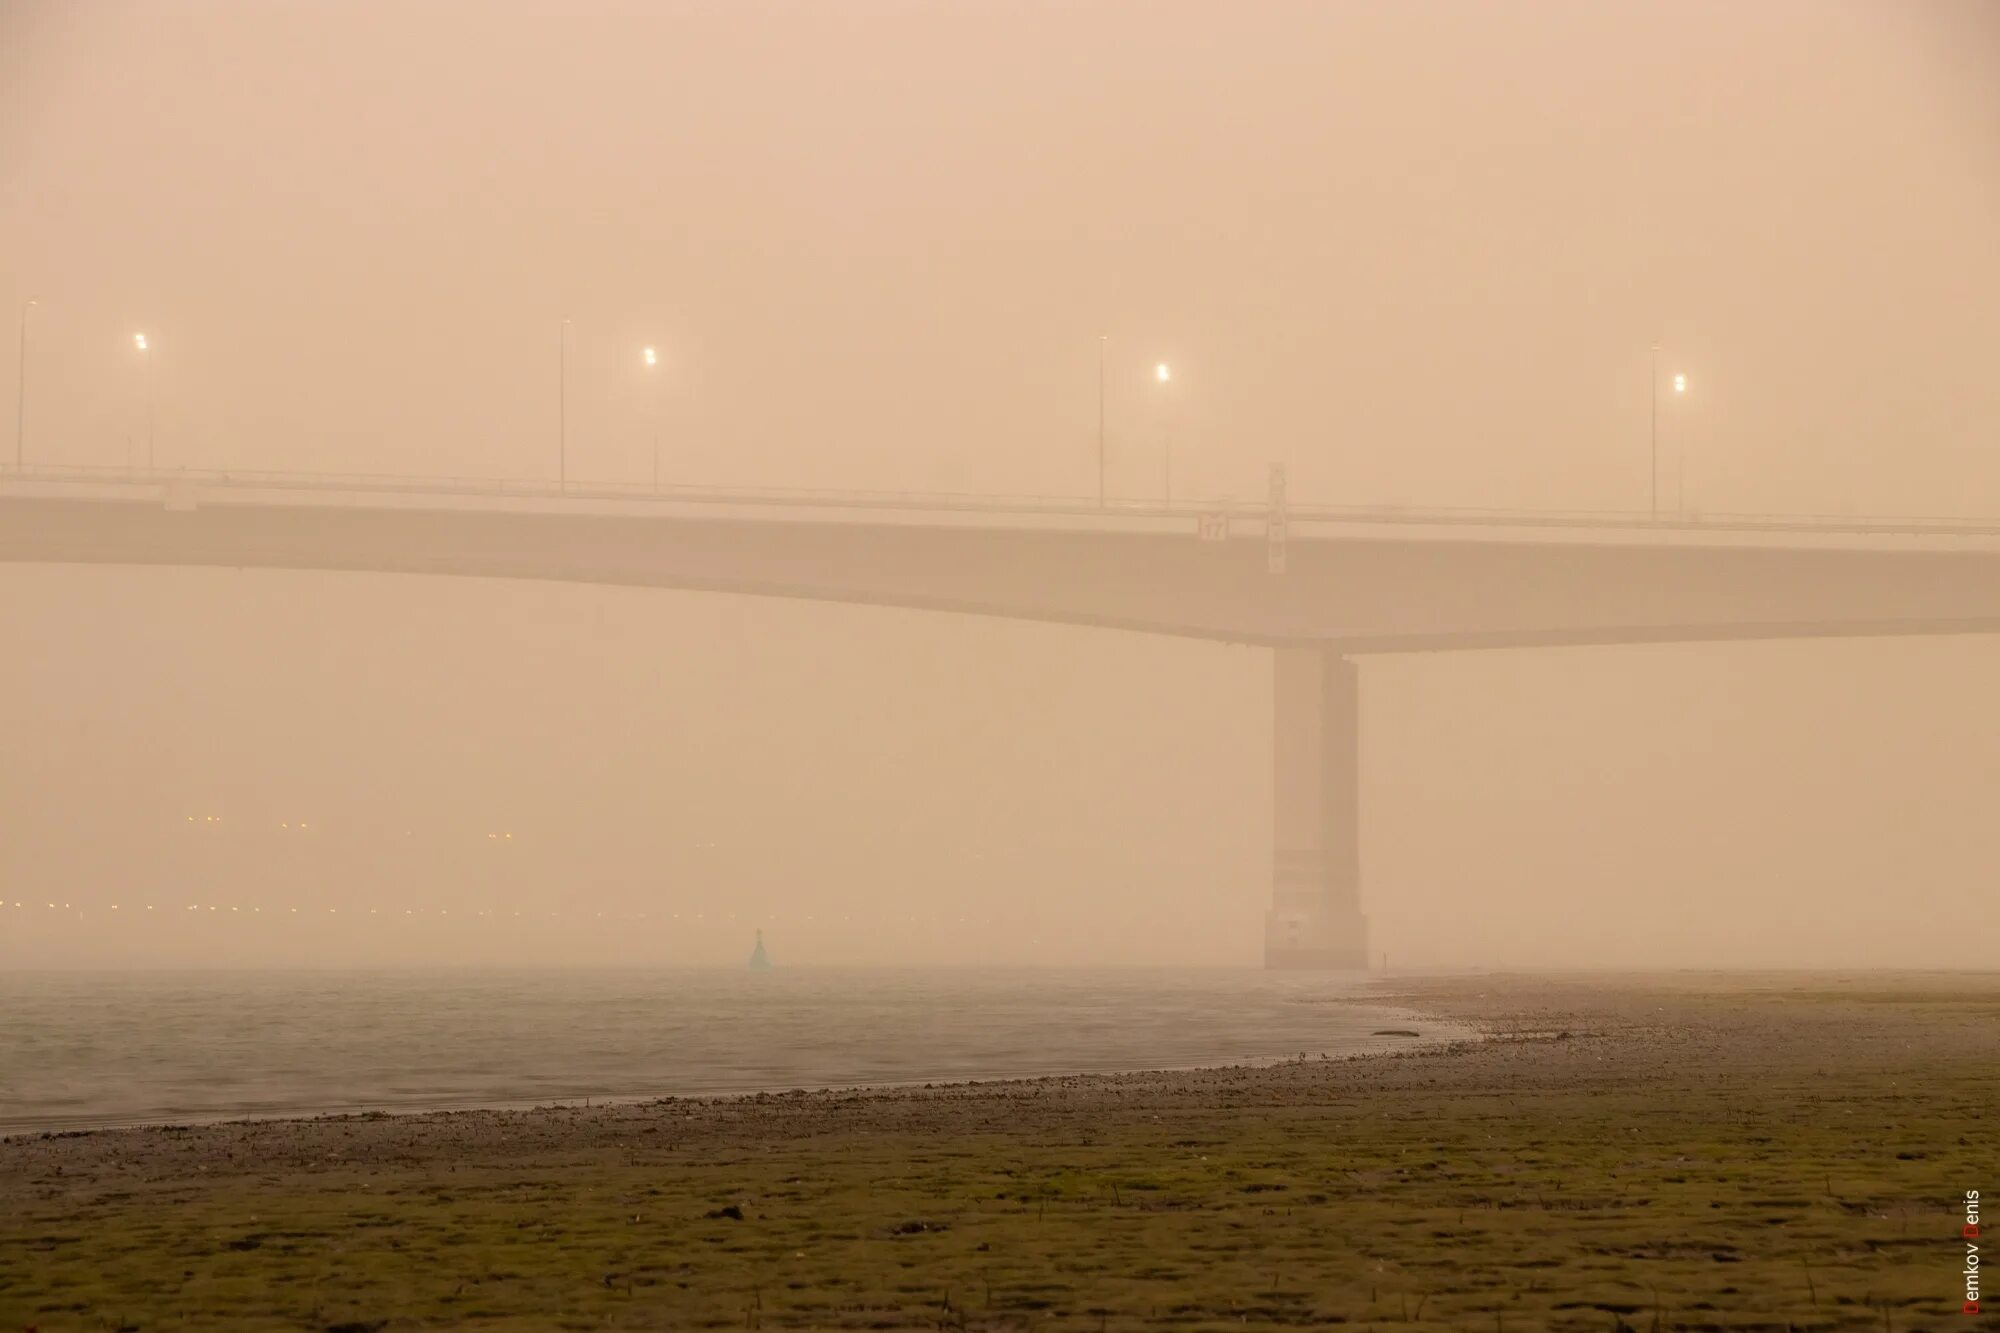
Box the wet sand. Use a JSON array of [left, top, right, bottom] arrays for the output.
[[4, 971, 1994, 1330]]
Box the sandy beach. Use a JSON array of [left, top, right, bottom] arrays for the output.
[[4, 971, 1993, 1330]]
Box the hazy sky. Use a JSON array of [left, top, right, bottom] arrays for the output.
[[5, 0, 1998, 510], [3, 2, 1997, 969]]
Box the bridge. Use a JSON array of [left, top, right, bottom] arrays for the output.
[[8, 463, 2000, 968]]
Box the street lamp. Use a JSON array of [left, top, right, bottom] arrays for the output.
[[1154, 363, 1173, 505], [558, 318, 572, 492], [15, 299, 33, 472], [1670, 372, 1688, 515], [1648, 346, 1688, 519], [642, 346, 660, 490], [1096, 335, 1106, 508], [134, 332, 154, 471]]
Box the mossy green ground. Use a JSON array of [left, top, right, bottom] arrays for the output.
[[3, 973, 1992, 1330]]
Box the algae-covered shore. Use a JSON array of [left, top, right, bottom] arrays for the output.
[[3, 972, 1993, 1330]]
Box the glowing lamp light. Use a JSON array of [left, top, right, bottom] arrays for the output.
[[134, 333, 147, 351], [1673, 374, 1687, 393], [1155, 363, 1171, 383], [643, 347, 657, 367]]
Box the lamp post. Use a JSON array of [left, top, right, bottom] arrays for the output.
[[15, 299, 33, 472], [1097, 335, 1107, 507], [1670, 371, 1687, 515], [558, 318, 571, 492], [1651, 346, 1688, 518], [642, 345, 660, 491], [134, 332, 153, 471], [1649, 347, 1691, 519], [1649, 344, 1658, 518], [1154, 362, 1172, 505]]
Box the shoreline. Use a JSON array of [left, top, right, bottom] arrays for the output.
[[11, 964, 1975, 1142], [0, 976, 1469, 1139], [6, 969, 1993, 1330], [1, 1021, 1483, 1142]]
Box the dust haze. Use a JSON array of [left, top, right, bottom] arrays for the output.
[[4, 1, 1998, 970]]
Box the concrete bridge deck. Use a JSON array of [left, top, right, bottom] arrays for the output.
[[8, 467, 1998, 969]]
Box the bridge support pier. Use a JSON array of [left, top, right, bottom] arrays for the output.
[[1265, 647, 1370, 969]]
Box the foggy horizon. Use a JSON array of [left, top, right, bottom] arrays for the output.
[[6, 8, 1997, 1329], [5, 0, 1999, 973]]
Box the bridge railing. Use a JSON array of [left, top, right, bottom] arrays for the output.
[[8, 460, 2000, 538]]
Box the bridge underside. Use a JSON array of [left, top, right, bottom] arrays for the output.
[[8, 494, 2000, 969], [8, 496, 2000, 652]]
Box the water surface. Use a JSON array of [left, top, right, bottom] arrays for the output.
[[0, 967, 1451, 1132]]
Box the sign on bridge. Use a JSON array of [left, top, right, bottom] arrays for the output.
[[1197, 512, 1230, 542]]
